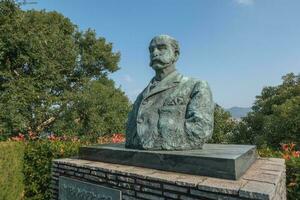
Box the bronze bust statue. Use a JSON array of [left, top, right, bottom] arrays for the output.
[[126, 35, 214, 150]]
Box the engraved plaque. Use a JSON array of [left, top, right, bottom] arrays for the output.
[[59, 176, 121, 200]]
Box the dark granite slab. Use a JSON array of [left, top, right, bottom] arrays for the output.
[[79, 143, 257, 180]]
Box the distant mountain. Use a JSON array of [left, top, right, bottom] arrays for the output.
[[226, 107, 251, 119]]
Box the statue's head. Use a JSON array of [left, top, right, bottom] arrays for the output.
[[149, 35, 180, 70]]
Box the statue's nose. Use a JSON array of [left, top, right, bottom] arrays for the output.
[[152, 49, 159, 57]]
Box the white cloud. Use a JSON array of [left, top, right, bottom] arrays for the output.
[[122, 74, 133, 83], [234, 0, 254, 6]]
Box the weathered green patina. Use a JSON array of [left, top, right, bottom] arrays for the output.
[[126, 35, 214, 150]]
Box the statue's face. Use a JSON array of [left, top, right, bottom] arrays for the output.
[[149, 37, 177, 70]]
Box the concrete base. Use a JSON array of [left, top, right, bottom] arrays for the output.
[[51, 157, 286, 200], [79, 143, 257, 180]]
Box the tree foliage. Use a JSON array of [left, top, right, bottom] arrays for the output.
[[231, 73, 300, 148], [210, 104, 237, 144], [51, 79, 130, 140], [0, 1, 130, 139]]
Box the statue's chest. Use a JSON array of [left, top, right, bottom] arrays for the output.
[[141, 84, 192, 111]]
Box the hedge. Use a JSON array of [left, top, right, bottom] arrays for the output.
[[23, 139, 81, 200], [0, 142, 24, 200]]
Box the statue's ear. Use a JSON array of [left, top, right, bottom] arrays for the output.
[[174, 50, 180, 63]]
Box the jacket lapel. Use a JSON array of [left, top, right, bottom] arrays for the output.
[[140, 80, 153, 100], [144, 71, 182, 100]]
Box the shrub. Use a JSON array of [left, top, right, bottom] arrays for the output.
[[286, 157, 300, 199], [23, 139, 81, 200], [0, 141, 24, 200], [21, 132, 122, 200]]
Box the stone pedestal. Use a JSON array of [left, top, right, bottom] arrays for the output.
[[79, 143, 257, 180], [51, 157, 286, 200]]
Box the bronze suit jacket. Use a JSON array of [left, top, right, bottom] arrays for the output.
[[125, 71, 214, 150]]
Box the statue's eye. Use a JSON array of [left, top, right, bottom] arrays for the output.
[[157, 45, 167, 50]]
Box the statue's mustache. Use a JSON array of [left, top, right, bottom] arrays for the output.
[[151, 57, 166, 64]]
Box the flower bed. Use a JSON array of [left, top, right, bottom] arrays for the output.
[[259, 143, 300, 199]]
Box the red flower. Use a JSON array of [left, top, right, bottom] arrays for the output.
[[28, 131, 37, 140], [281, 144, 289, 152], [11, 133, 25, 141], [47, 135, 57, 141], [282, 154, 291, 160], [111, 133, 125, 143], [292, 151, 300, 158]]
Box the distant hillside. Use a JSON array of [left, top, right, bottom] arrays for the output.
[[226, 107, 251, 119]]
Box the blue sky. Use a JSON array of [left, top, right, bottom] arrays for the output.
[[24, 0, 300, 108]]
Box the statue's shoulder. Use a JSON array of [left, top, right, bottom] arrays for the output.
[[180, 76, 213, 105], [134, 92, 144, 104], [180, 75, 210, 91]]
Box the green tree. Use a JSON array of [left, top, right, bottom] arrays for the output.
[[0, 1, 130, 140], [210, 104, 237, 144], [231, 73, 300, 148], [51, 79, 130, 140]]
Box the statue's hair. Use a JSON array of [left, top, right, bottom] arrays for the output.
[[150, 35, 180, 56]]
